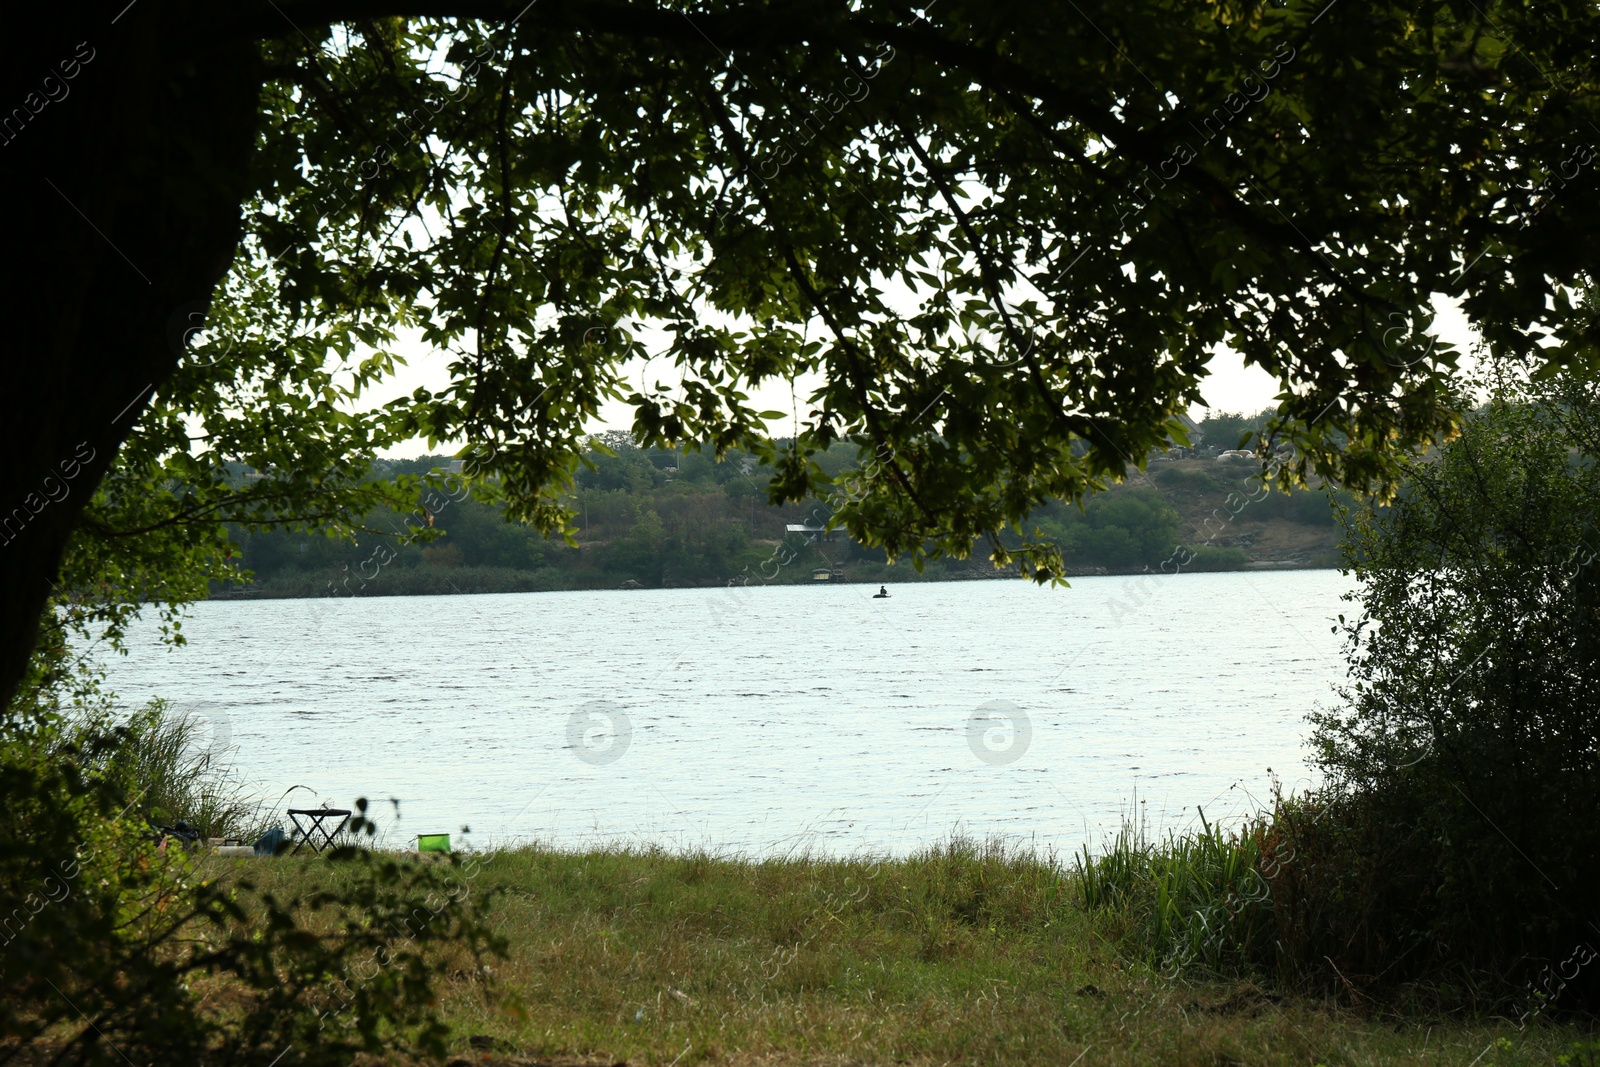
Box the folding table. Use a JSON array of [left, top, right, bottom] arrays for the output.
[[286, 806, 352, 854]]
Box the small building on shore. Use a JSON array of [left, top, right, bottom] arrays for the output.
[[786, 523, 836, 543]]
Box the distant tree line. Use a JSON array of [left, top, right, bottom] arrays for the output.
[[221, 411, 1342, 597]]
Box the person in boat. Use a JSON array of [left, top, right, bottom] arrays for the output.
[[878, 585, 888, 596]]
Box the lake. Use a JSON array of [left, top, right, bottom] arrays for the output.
[[98, 570, 1355, 858]]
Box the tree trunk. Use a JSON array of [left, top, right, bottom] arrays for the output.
[[1, 6, 261, 712]]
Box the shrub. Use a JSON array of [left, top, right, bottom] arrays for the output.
[[1, 638, 507, 1065], [1297, 374, 1600, 1006], [1081, 375, 1600, 1011]]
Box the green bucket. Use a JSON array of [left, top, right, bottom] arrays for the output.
[[417, 833, 451, 854]]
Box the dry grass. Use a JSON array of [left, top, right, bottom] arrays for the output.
[[213, 838, 1597, 1066]]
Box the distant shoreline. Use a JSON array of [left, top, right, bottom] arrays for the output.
[[208, 560, 1337, 601]]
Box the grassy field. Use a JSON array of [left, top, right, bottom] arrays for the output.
[[211, 838, 1597, 1066]]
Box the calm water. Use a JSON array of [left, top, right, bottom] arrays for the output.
[[99, 571, 1354, 857]]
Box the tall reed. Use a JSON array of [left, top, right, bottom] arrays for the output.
[[64, 699, 270, 841], [1077, 808, 1276, 978]]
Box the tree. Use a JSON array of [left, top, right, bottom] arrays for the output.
[[1301, 372, 1600, 994], [8, 1, 1600, 710], [1032, 488, 1180, 569], [1197, 409, 1271, 452]]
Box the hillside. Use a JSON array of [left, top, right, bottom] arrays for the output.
[[217, 433, 1349, 599], [1145, 458, 1346, 571]]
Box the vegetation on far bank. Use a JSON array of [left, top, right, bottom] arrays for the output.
[[219, 413, 1350, 599]]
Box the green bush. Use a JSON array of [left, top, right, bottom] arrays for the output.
[[1, 636, 506, 1065], [1297, 375, 1600, 1006], [1081, 376, 1600, 1011]]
